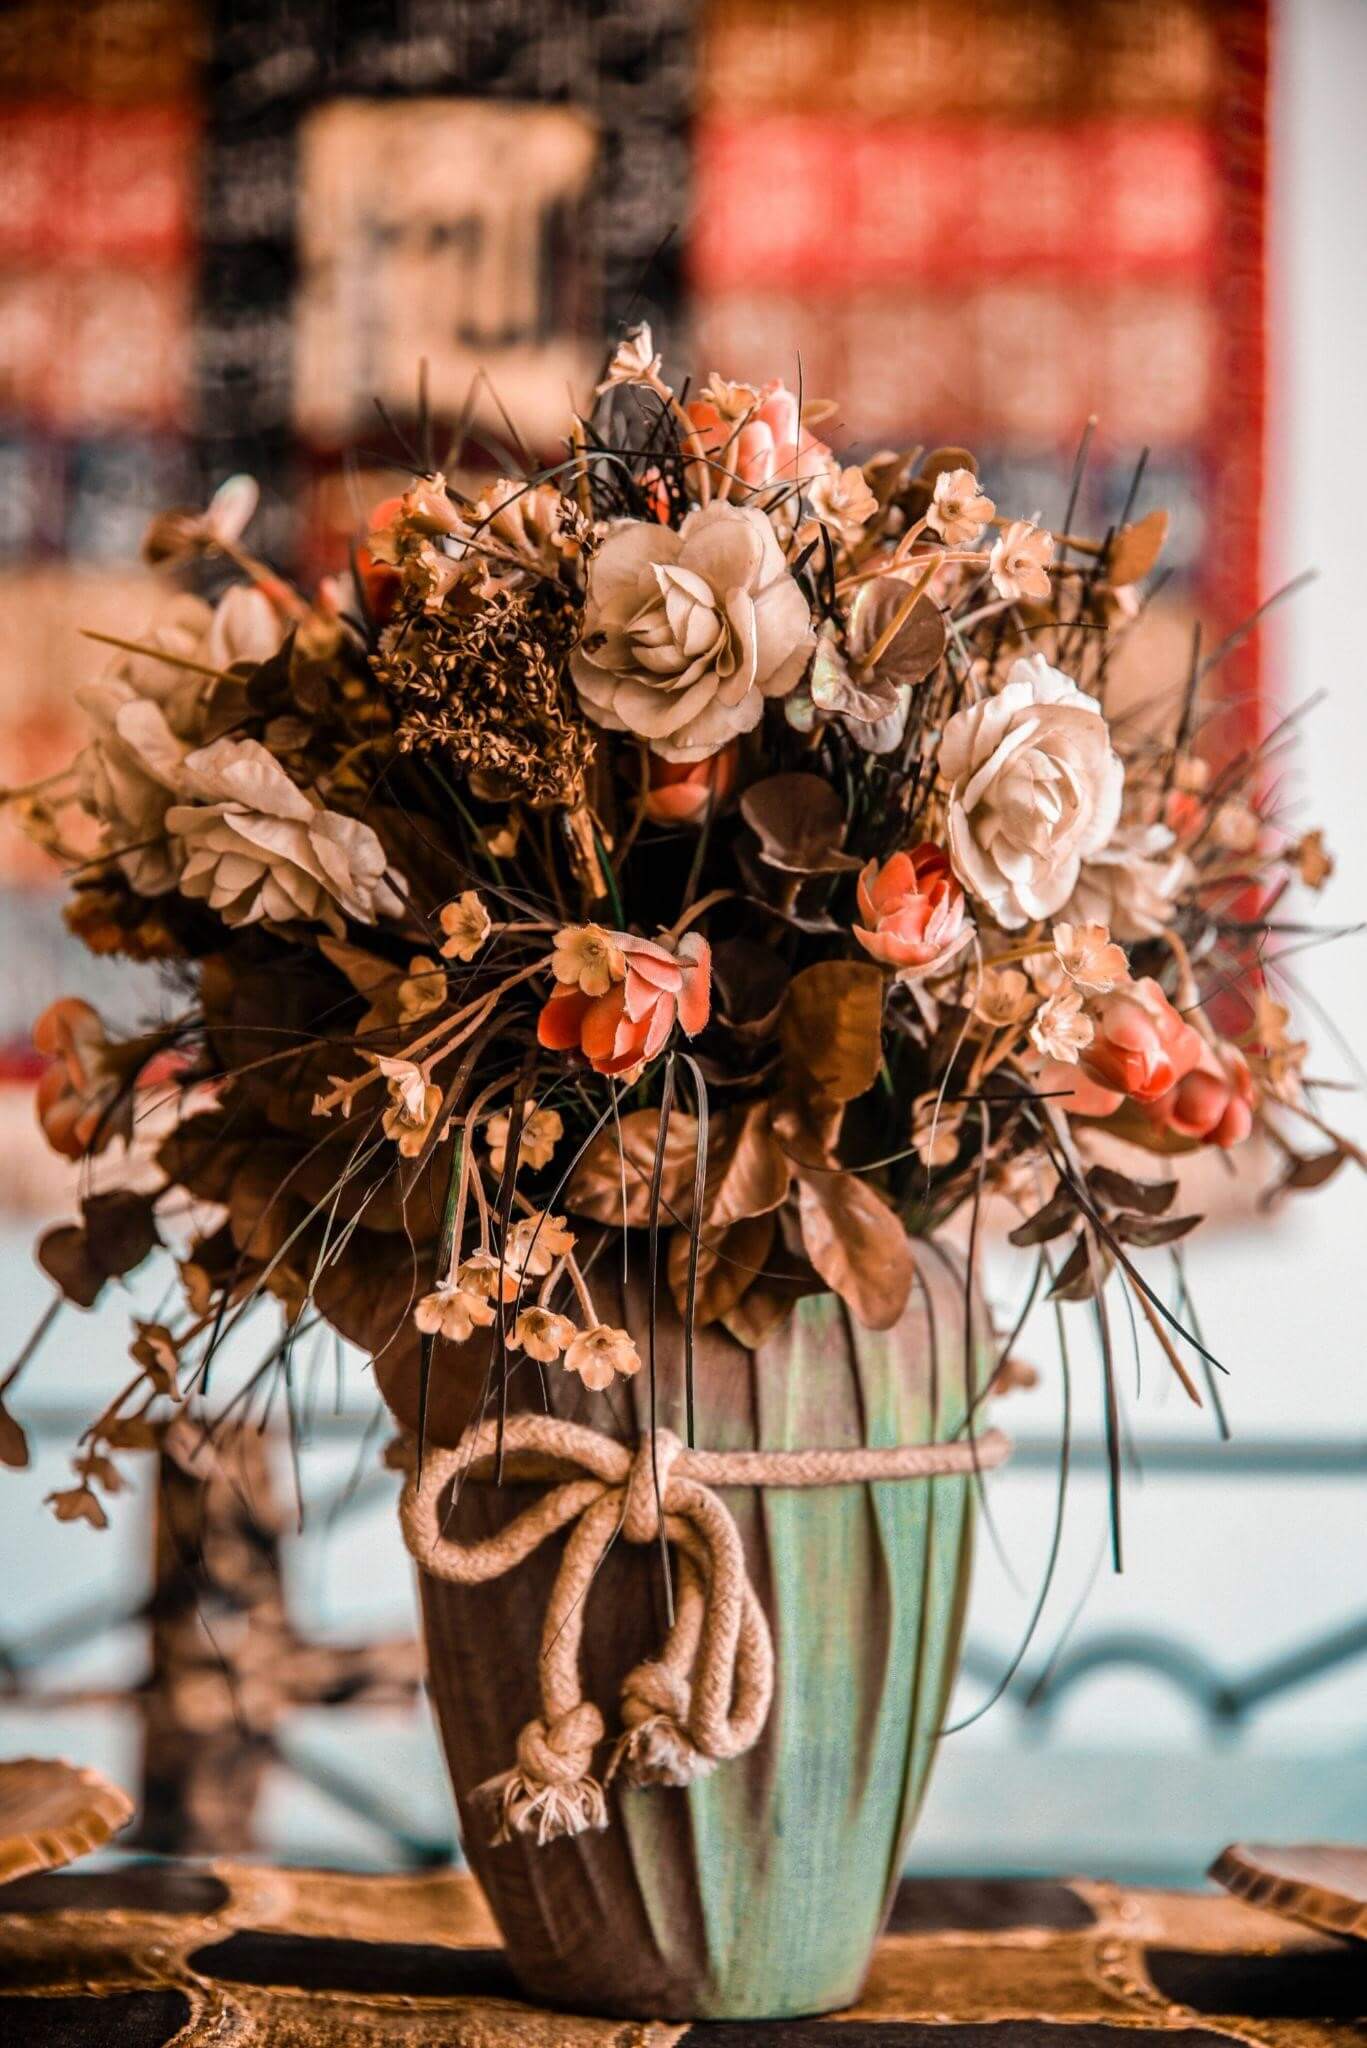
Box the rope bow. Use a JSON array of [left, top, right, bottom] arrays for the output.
[[400, 1412, 1009, 1847]]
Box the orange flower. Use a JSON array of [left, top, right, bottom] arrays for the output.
[[684, 377, 831, 493], [33, 998, 122, 1159], [1151, 1041, 1254, 1149], [1078, 978, 1203, 1105], [538, 930, 711, 1077], [643, 743, 738, 826], [853, 846, 969, 975]]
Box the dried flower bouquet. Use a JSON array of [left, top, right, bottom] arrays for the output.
[[2, 325, 1355, 1536]]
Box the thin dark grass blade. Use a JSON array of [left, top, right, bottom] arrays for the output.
[[646, 1052, 678, 1623], [678, 1053, 709, 1448]]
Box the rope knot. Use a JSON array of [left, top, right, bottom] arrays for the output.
[[621, 1426, 683, 1544], [473, 1701, 607, 1847], [515, 1701, 604, 1788], [608, 1657, 712, 1790]]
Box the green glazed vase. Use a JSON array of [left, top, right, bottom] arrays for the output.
[[416, 1243, 985, 2021]]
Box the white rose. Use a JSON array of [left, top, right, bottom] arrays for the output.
[[75, 683, 190, 895], [166, 737, 404, 935], [570, 503, 814, 763], [1065, 821, 1193, 940], [938, 653, 1123, 929]]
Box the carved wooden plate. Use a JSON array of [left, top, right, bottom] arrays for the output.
[[0, 1757, 134, 1885], [1210, 1841, 1367, 1943]]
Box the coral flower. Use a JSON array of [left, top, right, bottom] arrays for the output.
[[1151, 1042, 1255, 1149], [34, 997, 122, 1159], [643, 743, 738, 826], [684, 377, 831, 493], [1078, 977, 1204, 1105], [538, 930, 711, 1077], [853, 846, 970, 976]]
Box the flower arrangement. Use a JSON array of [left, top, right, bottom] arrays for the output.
[[2, 324, 1354, 1524]]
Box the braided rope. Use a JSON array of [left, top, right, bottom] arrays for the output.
[[401, 1413, 1010, 1846]]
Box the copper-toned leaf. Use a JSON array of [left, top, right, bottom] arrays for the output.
[[82, 1191, 159, 1278], [795, 1170, 915, 1330], [920, 446, 978, 483], [47, 1484, 109, 1530], [667, 1211, 776, 1326], [1107, 508, 1168, 586], [38, 1226, 106, 1308], [0, 1397, 29, 1470], [565, 1108, 701, 1226], [1087, 1165, 1178, 1215], [740, 774, 861, 874], [779, 961, 885, 1104], [710, 936, 788, 1041], [769, 1087, 843, 1169], [719, 1241, 824, 1349], [848, 578, 946, 687], [1008, 1188, 1078, 1247], [1111, 1211, 1201, 1247], [707, 1101, 792, 1228]]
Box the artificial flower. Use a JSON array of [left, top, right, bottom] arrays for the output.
[[75, 685, 189, 896], [538, 930, 711, 1077], [503, 1212, 576, 1280], [414, 1284, 496, 1343], [378, 1057, 442, 1158], [563, 1322, 642, 1392], [457, 1250, 522, 1304], [806, 463, 879, 546], [938, 653, 1124, 929], [597, 322, 663, 393], [167, 738, 404, 935], [1065, 823, 1192, 941], [989, 520, 1054, 603], [552, 923, 626, 997], [1051, 920, 1129, 995], [486, 1100, 563, 1176], [1211, 801, 1260, 854], [1078, 977, 1204, 1104], [395, 956, 446, 1026], [33, 998, 124, 1159], [853, 845, 970, 976], [973, 966, 1034, 1028], [643, 742, 738, 825], [509, 1307, 576, 1362], [926, 468, 995, 547], [683, 377, 831, 494], [910, 1093, 964, 1168], [1029, 988, 1094, 1064], [1151, 1041, 1254, 1149], [1030, 1058, 1124, 1120], [570, 503, 815, 762], [439, 889, 492, 961], [1292, 829, 1333, 890], [471, 477, 573, 577]]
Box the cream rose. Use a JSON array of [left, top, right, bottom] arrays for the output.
[[1064, 821, 1192, 940], [569, 503, 814, 762], [938, 654, 1123, 929]]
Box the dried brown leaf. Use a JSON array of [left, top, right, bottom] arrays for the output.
[[707, 1102, 792, 1228], [795, 1170, 915, 1330], [848, 578, 946, 687], [0, 1397, 29, 1469], [1087, 1166, 1178, 1215], [1111, 1212, 1201, 1248], [1107, 508, 1168, 586], [667, 1211, 777, 1326], [565, 1108, 701, 1226], [740, 774, 861, 874], [779, 961, 885, 1104]]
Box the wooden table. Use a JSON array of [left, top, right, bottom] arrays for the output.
[[0, 1860, 1360, 2044]]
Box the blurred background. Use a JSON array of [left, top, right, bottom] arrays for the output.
[[0, 0, 1362, 1884]]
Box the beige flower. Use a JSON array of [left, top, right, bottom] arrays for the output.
[[552, 923, 625, 997], [457, 1250, 521, 1305], [806, 463, 878, 547], [1212, 801, 1260, 854], [1052, 920, 1129, 995], [166, 738, 403, 934], [486, 1100, 563, 1176], [378, 1057, 441, 1158], [973, 966, 1034, 1028], [911, 1093, 964, 1168], [439, 890, 492, 961], [486, 815, 520, 859], [472, 477, 572, 576], [597, 322, 663, 393], [939, 654, 1124, 929], [414, 1284, 495, 1343], [1029, 988, 1094, 1064], [926, 468, 995, 547], [563, 1323, 642, 1392], [990, 520, 1054, 603], [503, 1211, 576, 1280], [396, 956, 446, 1026], [1064, 823, 1191, 941], [75, 683, 190, 895], [570, 503, 815, 763], [509, 1306, 577, 1362]]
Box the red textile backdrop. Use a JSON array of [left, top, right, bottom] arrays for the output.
[[690, 0, 1268, 749]]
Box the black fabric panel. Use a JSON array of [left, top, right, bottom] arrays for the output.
[[1146, 1945, 1367, 2023], [0, 1867, 230, 1918], [187, 1927, 520, 1999], [0, 1991, 190, 2048], [887, 1878, 1096, 1935]]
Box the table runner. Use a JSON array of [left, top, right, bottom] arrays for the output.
[[0, 1861, 1359, 2045]]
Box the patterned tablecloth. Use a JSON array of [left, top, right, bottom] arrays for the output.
[[0, 1860, 1361, 2045]]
